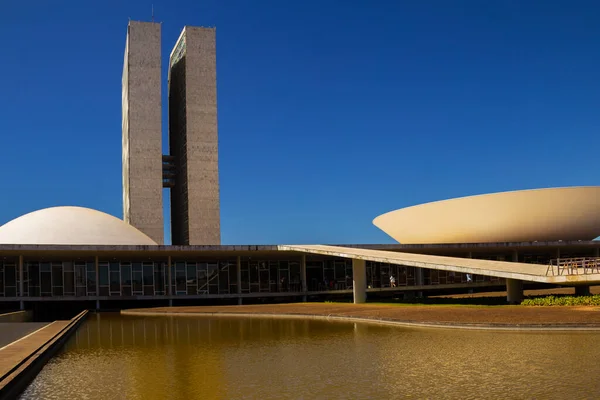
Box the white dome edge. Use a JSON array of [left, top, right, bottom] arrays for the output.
[[0, 206, 158, 246]]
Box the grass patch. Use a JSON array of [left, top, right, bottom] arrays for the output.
[[521, 294, 600, 306]]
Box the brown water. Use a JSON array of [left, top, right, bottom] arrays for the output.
[[19, 313, 600, 400]]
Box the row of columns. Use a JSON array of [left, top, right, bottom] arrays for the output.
[[87, 254, 311, 308], [14, 252, 369, 306], [13, 248, 598, 309], [2, 252, 544, 309], [351, 249, 581, 305]]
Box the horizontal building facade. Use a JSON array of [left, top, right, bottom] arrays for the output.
[[1, 241, 598, 306]]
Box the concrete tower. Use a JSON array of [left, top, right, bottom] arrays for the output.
[[168, 27, 221, 245], [122, 21, 164, 244]]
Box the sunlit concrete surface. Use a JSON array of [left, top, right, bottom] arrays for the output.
[[373, 186, 600, 244], [0, 323, 48, 348]]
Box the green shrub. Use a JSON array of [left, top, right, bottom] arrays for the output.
[[521, 294, 600, 306]]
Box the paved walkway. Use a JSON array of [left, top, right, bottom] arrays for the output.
[[0, 321, 69, 384], [0, 323, 48, 349], [123, 303, 600, 329]]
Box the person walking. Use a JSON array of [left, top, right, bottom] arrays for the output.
[[389, 274, 396, 288]]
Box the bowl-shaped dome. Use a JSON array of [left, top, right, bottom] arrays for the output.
[[373, 186, 600, 244], [0, 206, 157, 245]]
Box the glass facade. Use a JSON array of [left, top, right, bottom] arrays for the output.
[[0, 249, 594, 299], [367, 262, 418, 288], [0, 260, 17, 297], [1, 257, 328, 298], [240, 259, 303, 293]]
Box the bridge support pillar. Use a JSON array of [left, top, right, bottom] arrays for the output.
[[575, 286, 591, 296], [506, 279, 523, 304], [352, 259, 367, 304]]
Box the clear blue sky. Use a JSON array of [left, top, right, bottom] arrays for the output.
[[1, 1, 599, 244]]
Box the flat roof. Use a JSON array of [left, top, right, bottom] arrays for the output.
[[0, 240, 598, 258], [0, 240, 597, 252]]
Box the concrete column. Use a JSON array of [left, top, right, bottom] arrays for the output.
[[168, 299, 173, 307], [506, 279, 523, 304], [575, 286, 591, 296], [512, 251, 518, 263], [594, 248, 599, 258], [18, 255, 23, 297], [236, 256, 242, 295], [167, 256, 172, 296], [556, 249, 560, 275], [415, 266, 424, 297], [352, 259, 367, 304], [95, 256, 100, 296], [236, 256, 242, 305], [301, 254, 307, 302], [465, 252, 473, 290], [415, 267, 424, 286], [96, 300, 100, 310]]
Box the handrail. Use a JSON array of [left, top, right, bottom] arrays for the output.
[[546, 257, 600, 276], [197, 264, 229, 293]]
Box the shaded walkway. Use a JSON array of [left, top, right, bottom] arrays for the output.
[[0, 323, 48, 349]]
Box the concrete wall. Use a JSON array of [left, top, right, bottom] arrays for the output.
[[122, 21, 164, 244], [169, 27, 221, 245], [168, 30, 189, 245], [0, 310, 32, 323]]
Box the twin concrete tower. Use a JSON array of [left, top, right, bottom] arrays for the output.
[[122, 21, 220, 245]]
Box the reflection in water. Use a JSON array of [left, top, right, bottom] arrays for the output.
[[20, 313, 600, 399]]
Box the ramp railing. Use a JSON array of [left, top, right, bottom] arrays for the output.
[[546, 257, 600, 276]]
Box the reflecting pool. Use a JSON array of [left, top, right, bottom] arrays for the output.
[[20, 313, 600, 399]]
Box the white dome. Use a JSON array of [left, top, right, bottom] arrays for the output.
[[0, 206, 157, 245]]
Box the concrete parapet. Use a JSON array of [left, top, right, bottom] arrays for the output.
[[0, 310, 88, 399], [0, 311, 32, 323]]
